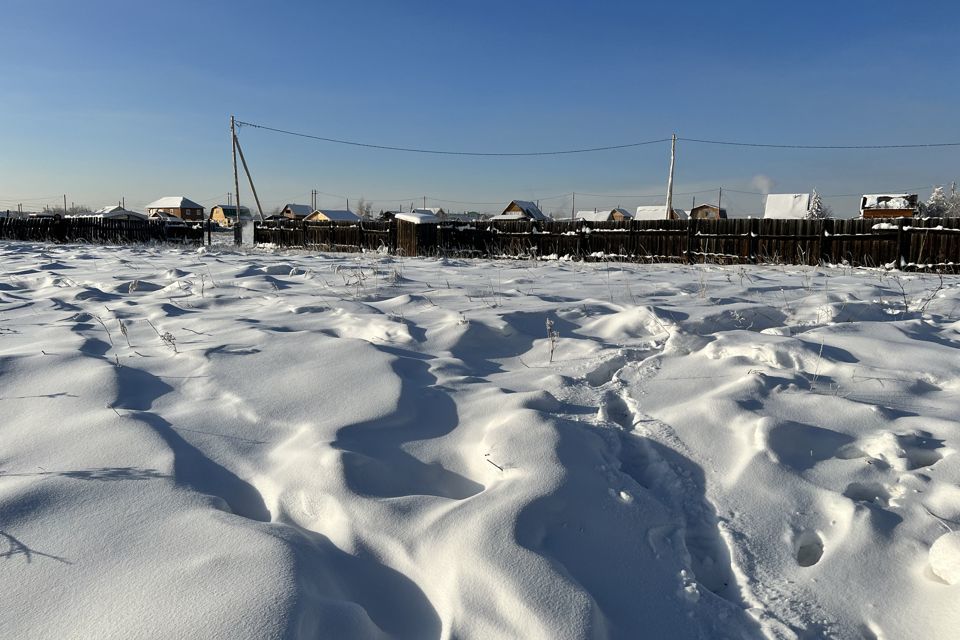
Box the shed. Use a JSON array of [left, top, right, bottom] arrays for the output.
[[763, 194, 811, 219], [497, 200, 548, 221], [860, 194, 919, 219], [576, 208, 632, 222], [280, 203, 313, 219], [413, 207, 446, 217], [305, 209, 361, 222], [635, 205, 688, 221], [395, 211, 439, 256], [85, 205, 148, 221], [210, 204, 252, 226], [689, 204, 727, 220], [149, 211, 187, 226], [146, 196, 204, 221]]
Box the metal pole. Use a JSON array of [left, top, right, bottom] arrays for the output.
[[230, 115, 241, 246], [665, 133, 676, 220]]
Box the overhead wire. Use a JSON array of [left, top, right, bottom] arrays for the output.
[[235, 119, 671, 156]]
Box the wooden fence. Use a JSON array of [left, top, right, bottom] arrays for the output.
[[0, 217, 204, 245], [238, 217, 960, 271]]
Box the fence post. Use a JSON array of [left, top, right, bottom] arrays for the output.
[[686, 218, 697, 264], [896, 217, 909, 270], [820, 219, 833, 265], [749, 217, 760, 264]]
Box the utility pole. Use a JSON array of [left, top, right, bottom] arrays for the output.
[[692, 196, 696, 209], [665, 133, 677, 220], [230, 115, 241, 247], [63, 194, 67, 215], [718, 187, 723, 217], [423, 196, 427, 210], [347, 197, 350, 212], [571, 192, 575, 220]]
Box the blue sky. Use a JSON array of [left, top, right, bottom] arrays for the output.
[[2, 0, 958, 217]]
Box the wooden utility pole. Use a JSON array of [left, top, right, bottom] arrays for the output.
[[665, 133, 677, 220], [63, 194, 67, 215], [230, 115, 241, 246], [571, 192, 575, 220], [718, 187, 723, 217], [234, 133, 264, 220]]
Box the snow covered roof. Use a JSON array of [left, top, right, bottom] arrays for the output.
[[634, 205, 688, 220], [763, 193, 811, 219], [576, 208, 632, 222], [501, 200, 547, 220], [861, 194, 919, 210], [146, 196, 203, 210], [281, 204, 313, 217], [413, 207, 445, 216], [396, 211, 439, 224], [311, 209, 360, 222], [148, 211, 183, 221]]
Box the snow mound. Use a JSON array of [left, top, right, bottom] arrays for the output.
[[930, 532, 960, 585]]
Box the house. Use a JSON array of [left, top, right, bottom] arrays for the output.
[[304, 209, 361, 222], [280, 203, 313, 220], [496, 200, 548, 221], [763, 194, 810, 219], [860, 194, 920, 219], [445, 211, 485, 223], [689, 204, 727, 220], [576, 208, 632, 222], [210, 204, 252, 226], [634, 205, 688, 221], [146, 196, 204, 221]]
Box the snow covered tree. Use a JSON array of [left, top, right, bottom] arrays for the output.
[[355, 198, 372, 220], [807, 189, 832, 220], [925, 186, 948, 218], [947, 182, 960, 218]]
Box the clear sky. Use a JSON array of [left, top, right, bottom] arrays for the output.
[[2, 0, 959, 217]]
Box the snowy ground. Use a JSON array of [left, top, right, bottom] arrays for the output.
[[1, 241, 958, 639]]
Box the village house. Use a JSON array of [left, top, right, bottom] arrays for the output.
[[146, 196, 204, 221], [576, 207, 632, 222], [689, 204, 727, 220], [860, 194, 920, 219], [634, 205, 688, 221], [496, 200, 549, 221], [210, 204, 252, 227], [304, 209, 361, 222], [280, 203, 313, 220], [763, 194, 810, 219]]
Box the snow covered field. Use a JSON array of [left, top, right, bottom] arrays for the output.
[[1, 241, 958, 639]]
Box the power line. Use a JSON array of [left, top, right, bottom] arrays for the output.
[[678, 137, 960, 150], [235, 119, 672, 156]]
